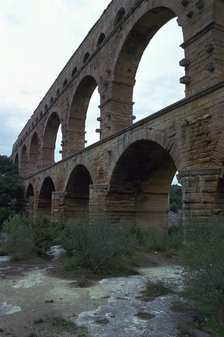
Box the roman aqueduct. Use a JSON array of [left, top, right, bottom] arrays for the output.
[[11, 0, 224, 229]]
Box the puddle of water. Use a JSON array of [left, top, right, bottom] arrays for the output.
[[0, 302, 21, 316]]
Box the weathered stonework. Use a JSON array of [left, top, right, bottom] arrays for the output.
[[11, 0, 224, 230]]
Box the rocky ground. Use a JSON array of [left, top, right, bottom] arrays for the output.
[[0, 254, 211, 337]]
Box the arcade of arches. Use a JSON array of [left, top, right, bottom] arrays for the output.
[[11, 0, 224, 230]]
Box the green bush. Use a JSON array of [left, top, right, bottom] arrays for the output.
[[142, 224, 184, 255], [3, 214, 34, 260], [183, 222, 224, 329], [2, 214, 63, 259], [60, 216, 141, 273], [32, 217, 63, 257], [0, 155, 24, 228], [170, 184, 182, 212]]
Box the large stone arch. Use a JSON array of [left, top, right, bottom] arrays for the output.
[[37, 176, 56, 219], [106, 140, 177, 230], [67, 75, 99, 155], [29, 132, 39, 175], [106, 132, 180, 230], [101, 2, 185, 136], [64, 165, 93, 220], [108, 128, 180, 181], [41, 112, 62, 168]]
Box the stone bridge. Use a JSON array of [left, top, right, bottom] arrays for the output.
[[11, 0, 224, 229]]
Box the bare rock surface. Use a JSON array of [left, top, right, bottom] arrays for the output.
[[0, 254, 211, 337]]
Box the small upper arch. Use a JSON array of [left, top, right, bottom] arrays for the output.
[[97, 33, 106, 47], [83, 52, 90, 64], [114, 7, 125, 26]]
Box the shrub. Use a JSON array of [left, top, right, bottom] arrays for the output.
[[60, 216, 141, 273], [32, 217, 62, 257], [183, 221, 224, 328], [142, 224, 184, 255], [3, 213, 34, 260], [2, 214, 63, 259], [170, 184, 182, 212]]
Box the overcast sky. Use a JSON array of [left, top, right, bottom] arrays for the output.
[[0, 0, 185, 159]]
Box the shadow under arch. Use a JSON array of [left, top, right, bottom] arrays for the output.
[[106, 140, 178, 230], [111, 6, 182, 130], [64, 165, 93, 220], [29, 132, 39, 175], [25, 183, 35, 216], [67, 76, 98, 154], [25, 183, 34, 200], [37, 177, 55, 219], [42, 112, 62, 168], [14, 153, 19, 167], [20, 145, 28, 177]]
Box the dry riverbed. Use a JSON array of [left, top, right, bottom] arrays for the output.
[[0, 254, 211, 337]]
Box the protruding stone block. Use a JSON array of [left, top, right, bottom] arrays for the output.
[[180, 76, 191, 85], [205, 62, 215, 72], [181, 0, 189, 6], [179, 58, 190, 67]]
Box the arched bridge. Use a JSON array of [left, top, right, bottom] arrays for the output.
[[11, 0, 224, 229]]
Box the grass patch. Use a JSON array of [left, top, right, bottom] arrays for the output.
[[26, 333, 39, 337], [170, 300, 192, 313], [50, 316, 74, 328], [34, 318, 44, 324], [139, 280, 173, 302], [50, 316, 87, 335], [135, 312, 155, 320], [75, 277, 93, 288], [94, 318, 109, 325], [177, 323, 196, 337]]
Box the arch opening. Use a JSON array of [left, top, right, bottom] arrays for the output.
[[14, 153, 19, 168], [106, 140, 181, 230], [42, 112, 62, 167], [20, 145, 28, 177], [25, 183, 35, 217], [133, 18, 184, 121], [29, 133, 39, 175], [114, 8, 125, 26], [97, 33, 105, 47], [55, 124, 63, 163], [72, 67, 77, 77], [85, 86, 100, 146], [37, 177, 55, 219], [68, 76, 100, 153], [64, 165, 93, 220], [83, 52, 90, 64], [113, 7, 184, 129], [26, 184, 34, 200]]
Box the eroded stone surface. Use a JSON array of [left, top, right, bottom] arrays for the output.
[[75, 266, 186, 337], [0, 302, 21, 316]]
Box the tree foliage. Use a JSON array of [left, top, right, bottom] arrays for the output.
[[170, 184, 182, 212], [0, 155, 24, 226]]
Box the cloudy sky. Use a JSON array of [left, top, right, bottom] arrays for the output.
[[0, 0, 185, 158]]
